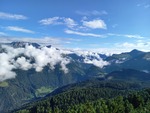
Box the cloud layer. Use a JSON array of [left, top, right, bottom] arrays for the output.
[[0, 45, 70, 81], [0, 44, 109, 81], [73, 50, 109, 67]]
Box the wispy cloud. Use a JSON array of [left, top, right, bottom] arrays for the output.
[[144, 4, 150, 8], [112, 24, 118, 28], [5, 26, 35, 34], [63, 18, 77, 28], [0, 32, 7, 36], [82, 19, 107, 29], [0, 12, 27, 20], [65, 29, 104, 38], [39, 16, 107, 31], [137, 3, 150, 9], [108, 33, 145, 39], [76, 10, 107, 16], [39, 17, 77, 28], [39, 17, 61, 25]]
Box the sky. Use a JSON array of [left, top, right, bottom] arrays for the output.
[[0, 0, 150, 53]]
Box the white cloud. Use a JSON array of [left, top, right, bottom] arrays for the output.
[[39, 17, 61, 25], [84, 58, 109, 68], [39, 17, 107, 31], [112, 24, 118, 28], [108, 33, 145, 39], [124, 35, 144, 39], [63, 18, 77, 28], [88, 48, 129, 55], [0, 32, 7, 36], [72, 50, 109, 68], [65, 29, 104, 38], [0, 45, 71, 81], [0, 53, 16, 81], [76, 10, 107, 16], [14, 57, 32, 70], [39, 17, 77, 29], [137, 3, 150, 9], [0, 44, 110, 81], [0, 12, 27, 20], [6, 26, 35, 34], [82, 19, 107, 29], [144, 4, 150, 8]]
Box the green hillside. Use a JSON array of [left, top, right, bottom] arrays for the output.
[[14, 79, 145, 113]]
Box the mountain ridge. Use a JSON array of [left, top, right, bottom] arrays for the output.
[[1, 42, 150, 112]]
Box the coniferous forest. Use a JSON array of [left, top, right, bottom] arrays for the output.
[[14, 79, 150, 113]]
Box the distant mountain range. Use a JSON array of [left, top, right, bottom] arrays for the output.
[[4, 41, 52, 48], [1, 41, 150, 112]]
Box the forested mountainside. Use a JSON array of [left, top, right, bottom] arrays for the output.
[[14, 78, 150, 113]]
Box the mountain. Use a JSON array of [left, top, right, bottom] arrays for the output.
[[0, 62, 105, 113], [104, 49, 149, 73], [14, 84, 150, 113], [1, 42, 150, 112], [9, 41, 41, 48], [14, 78, 143, 113], [106, 69, 150, 83], [105, 49, 144, 64], [121, 52, 150, 71], [13, 69, 150, 113], [129, 49, 145, 57]]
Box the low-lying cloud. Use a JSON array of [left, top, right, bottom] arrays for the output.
[[73, 50, 109, 68], [0, 45, 70, 81], [0, 44, 109, 81]]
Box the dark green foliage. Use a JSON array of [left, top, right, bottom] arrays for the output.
[[15, 79, 149, 113], [15, 88, 150, 113]]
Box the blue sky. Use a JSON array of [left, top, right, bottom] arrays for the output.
[[0, 0, 150, 52]]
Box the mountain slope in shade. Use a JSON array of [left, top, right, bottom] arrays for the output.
[[104, 50, 150, 73], [106, 69, 150, 82], [0, 62, 106, 113], [105, 49, 144, 64], [129, 49, 145, 57]]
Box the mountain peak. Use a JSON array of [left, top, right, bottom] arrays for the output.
[[129, 49, 144, 57], [130, 49, 142, 53]]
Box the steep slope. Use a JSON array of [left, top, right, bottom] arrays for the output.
[[121, 52, 150, 72], [14, 79, 143, 113], [104, 49, 147, 73], [0, 62, 105, 113], [15, 87, 150, 113]]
